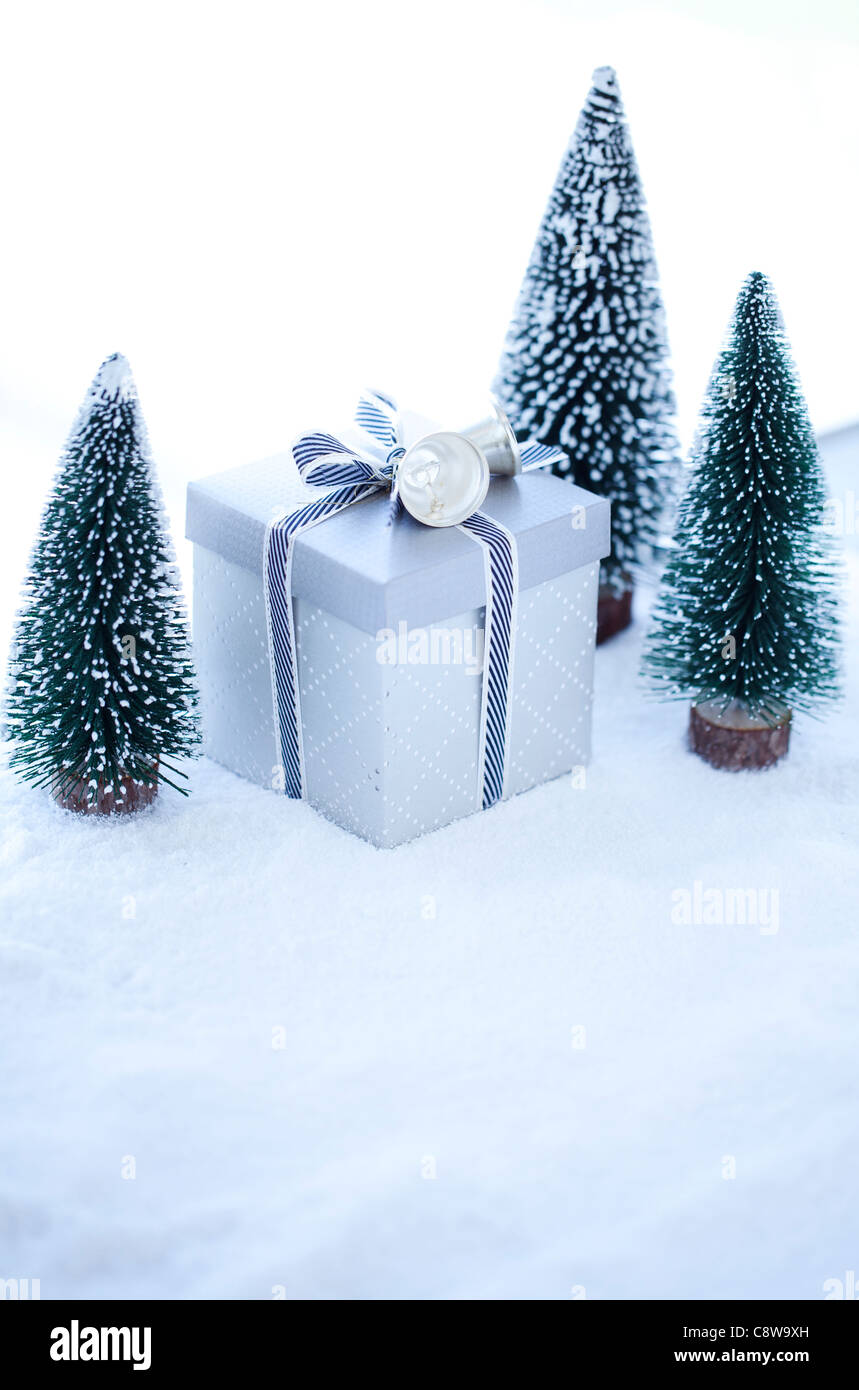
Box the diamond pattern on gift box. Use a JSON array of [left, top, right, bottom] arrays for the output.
[[295, 601, 385, 839], [292, 566, 599, 845], [378, 616, 482, 844], [296, 601, 482, 846], [192, 541, 601, 848], [506, 564, 598, 796], [193, 546, 280, 787]]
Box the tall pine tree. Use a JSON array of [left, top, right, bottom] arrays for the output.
[[494, 66, 678, 633], [642, 273, 839, 767], [7, 354, 199, 811]]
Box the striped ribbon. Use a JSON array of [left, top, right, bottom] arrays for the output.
[[264, 392, 557, 811], [459, 511, 518, 808]]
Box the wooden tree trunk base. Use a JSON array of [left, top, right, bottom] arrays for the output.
[[689, 702, 791, 771], [597, 583, 633, 645], [54, 769, 159, 815]]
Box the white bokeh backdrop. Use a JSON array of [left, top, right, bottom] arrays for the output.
[[1, 0, 857, 657]]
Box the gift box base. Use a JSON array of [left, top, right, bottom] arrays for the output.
[[192, 543, 600, 847]]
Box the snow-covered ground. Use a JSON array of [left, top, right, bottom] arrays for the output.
[[1, 432, 856, 1301]]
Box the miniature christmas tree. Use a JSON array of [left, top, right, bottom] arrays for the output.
[[494, 65, 679, 641], [6, 354, 199, 811], [642, 272, 840, 769]]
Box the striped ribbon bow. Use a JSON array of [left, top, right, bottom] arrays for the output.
[[264, 391, 562, 814]]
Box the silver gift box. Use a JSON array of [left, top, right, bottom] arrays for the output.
[[186, 438, 610, 847]]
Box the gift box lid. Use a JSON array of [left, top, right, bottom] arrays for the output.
[[186, 423, 610, 634]]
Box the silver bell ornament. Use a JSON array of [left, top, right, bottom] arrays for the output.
[[460, 397, 522, 477], [397, 400, 521, 528], [397, 433, 489, 528]]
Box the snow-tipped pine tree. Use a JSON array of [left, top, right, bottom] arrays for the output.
[[6, 354, 199, 811], [642, 273, 839, 767], [494, 65, 678, 628]]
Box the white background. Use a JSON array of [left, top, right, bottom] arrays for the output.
[[1, 0, 857, 649]]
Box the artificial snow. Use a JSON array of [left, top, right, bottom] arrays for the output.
[[92, 353, 134, 403], [0, 431, 857, 1301]]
